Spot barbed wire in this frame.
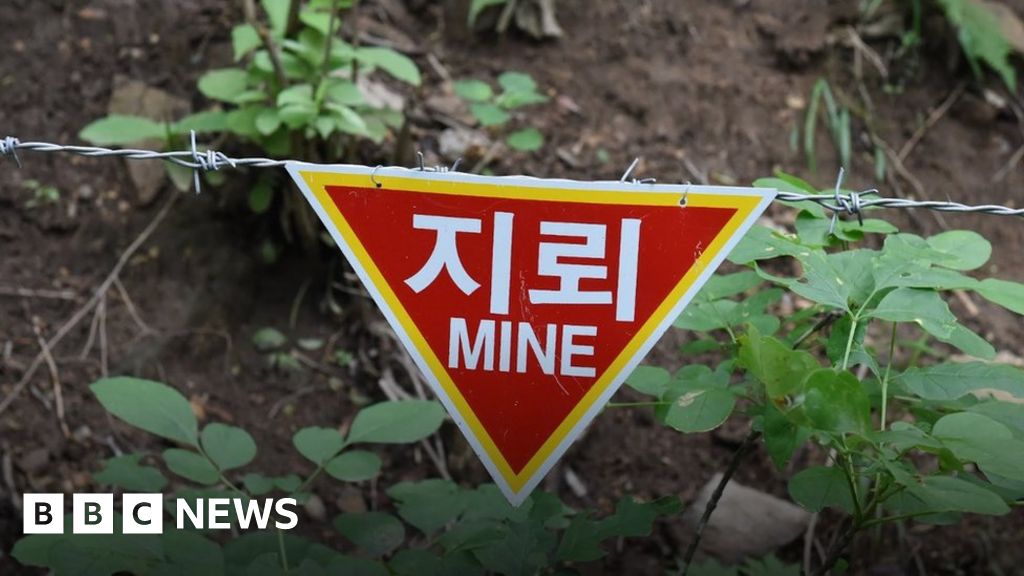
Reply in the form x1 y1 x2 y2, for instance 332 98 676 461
2 134 1023 220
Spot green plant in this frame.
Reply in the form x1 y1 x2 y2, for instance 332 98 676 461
625 171 1024 574
78 0 420 229
21 178 60 209
13 376 680 575
454 72 548 152
800 79 851 173
934 0 1016 89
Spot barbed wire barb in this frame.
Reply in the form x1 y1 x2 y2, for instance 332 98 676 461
1 135 1023 218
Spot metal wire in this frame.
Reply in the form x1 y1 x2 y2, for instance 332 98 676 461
2 134 1023 219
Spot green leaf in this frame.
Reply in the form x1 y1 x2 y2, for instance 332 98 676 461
252 327 287 351
249 181 274 214
198 68 250 103
738 328 820 398
387 479 466 535
232 24 261 60
453 79 494 102
94 454 167 492
171 110 228 135
763 402 809 468
625 365 671 397
927 230 992 270
727 225 809 264
356 47 421 86
893 475 1009 516
506 128 543 152
498 71 538 93
243 473 275 495
161 530 225 575
936 0 1016 89
255 108 281 136
790 250 852 311
945 324 995 359
799 369 870 433
324 450 382 482
325 556 389 576
293 427 345 465
468 0 508 25
788 466 855 513
323 79 364 106
968 401 1024 437
976 278 1024 315
895 362 1024 401
261 0 291 36
163 448 220 485
91 377 198 446
701 271 763 300
556 515 605 562
334 512 405 556
472 520 550 576
867 288 958 339
933 412 1024 480
79 115 165 145
201 423 257 471
596 496 670 538
347 400 445 444
662 387 735 433
469 102 509 127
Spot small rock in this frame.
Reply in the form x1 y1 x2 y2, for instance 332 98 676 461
438 127 491 161
425 92 474 125
336 485 367 514
682 473 810 563
107 78 190 204
564 467 588 498
303 493 326 522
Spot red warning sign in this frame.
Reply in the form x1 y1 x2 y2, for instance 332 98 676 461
287 164 775 504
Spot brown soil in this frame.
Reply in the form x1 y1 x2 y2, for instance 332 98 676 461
2 0 1024 574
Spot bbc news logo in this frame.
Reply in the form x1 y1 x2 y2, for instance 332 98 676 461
23 493 298 534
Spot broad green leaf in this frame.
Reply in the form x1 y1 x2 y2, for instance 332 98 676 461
161 530 224 575
293 427 345 465
469 102 509 127
94 454 167 492
790 250 851 311
346 400 445 444
596 496 671 538
625 365 671 397
198 68 250 102
252 327 286 351
498 71 538 93
356 47 421 85
243 473 275 495
763 403 809 468
892 475 1009 516
506 128 543 152
701 271 763 300
79 115 165 145
324 450 382 482
323 79 364 106
232 24 261 60
468 0 507 25
201 423 257 471
325 103 368 135
927 230 991 270
496 89 548 109
334 512 405 557
727 225 810 264
800 369 870 433
869 421 944 451
387 479 466 535
788 466 855 513
976 278 1024 315
933 412 1024 480
255 108 281 136
895 362 1024 401
867 288 958 339
453 79 494 102
662 387 735 433
472 520 550 576
738 328 820 398
163 449 219 485
261 0 291 36
556 515 605 562
944 324 995 359
390 550 444 576
936 0 1016 89
277 83 315 107
91 377 198 446
968 401 1024 437
172 110 228 135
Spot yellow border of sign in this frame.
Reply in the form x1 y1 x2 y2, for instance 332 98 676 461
286 163 775 505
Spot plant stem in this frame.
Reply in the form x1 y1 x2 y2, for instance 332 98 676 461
243 0 289 88
680 430 762 576
880 322 897 431
840 313 858 371
810 518 858 576
277 528 290 572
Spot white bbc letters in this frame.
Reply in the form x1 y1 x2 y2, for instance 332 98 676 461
122 493 163 534
73 493 114 534
23 493 63 534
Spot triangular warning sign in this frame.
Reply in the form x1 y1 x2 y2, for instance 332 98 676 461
287 163 775 504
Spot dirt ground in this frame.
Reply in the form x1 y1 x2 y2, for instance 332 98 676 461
2 0 1024 574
